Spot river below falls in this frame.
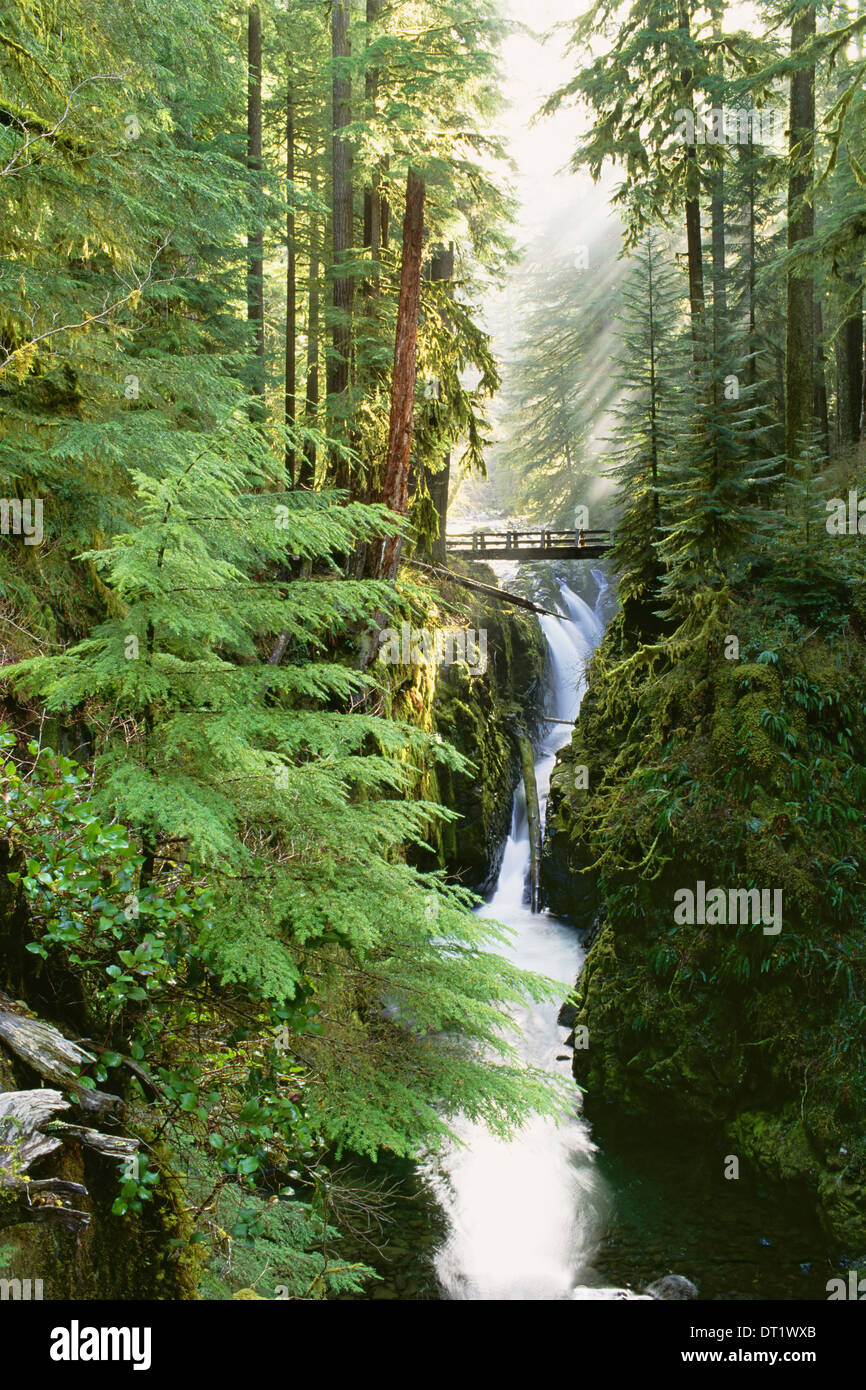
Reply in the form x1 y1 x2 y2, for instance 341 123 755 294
341 568 844 1302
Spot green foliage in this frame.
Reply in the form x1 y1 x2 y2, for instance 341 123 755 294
604 229 684 626
1 715 562 1287
1 730 212 1019
547 554 866 1237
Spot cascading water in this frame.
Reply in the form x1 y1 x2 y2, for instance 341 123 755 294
424 569 628 1301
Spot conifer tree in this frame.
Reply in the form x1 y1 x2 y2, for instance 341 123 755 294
605 230 685 636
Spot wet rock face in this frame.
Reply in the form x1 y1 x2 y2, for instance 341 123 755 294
431 583 546 894
541 757 600 927
557 1000 578 1029
540 598 866 1254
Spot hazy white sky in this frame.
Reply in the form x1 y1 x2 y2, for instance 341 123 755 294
456 1 623 517
493 0 772 239
496 0 613 241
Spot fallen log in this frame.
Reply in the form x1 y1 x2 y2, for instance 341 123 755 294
406 559 559 617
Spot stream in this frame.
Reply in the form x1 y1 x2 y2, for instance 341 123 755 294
424 573 615 1300
345 566 841 1303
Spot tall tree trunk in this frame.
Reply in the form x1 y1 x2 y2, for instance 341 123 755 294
363 0 385 269
710 166 726 358
299 161 320 490
710 19 727 368
247 3 265 417
377 169 426 579
351 0 387 576
837 286 863 447
647 234 660 538
285 80 297 481
684 183 705 355
814 298 830 459
329 0 353 485
678 2 705 360
425 242 454 566
739 143 758 389
785 3 816 471
711 157 722 489
381 170 390 249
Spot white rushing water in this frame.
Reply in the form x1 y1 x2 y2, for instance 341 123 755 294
426 570 631 1301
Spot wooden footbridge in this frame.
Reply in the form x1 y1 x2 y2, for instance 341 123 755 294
446 528 613 561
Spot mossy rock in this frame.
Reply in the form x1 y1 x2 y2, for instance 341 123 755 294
544 591 866 1250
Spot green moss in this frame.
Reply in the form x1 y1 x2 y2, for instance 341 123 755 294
545 591 866 1250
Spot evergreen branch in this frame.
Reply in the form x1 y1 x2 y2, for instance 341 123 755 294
0 74 123 179
0 236 174 374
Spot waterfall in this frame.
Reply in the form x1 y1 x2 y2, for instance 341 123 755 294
423 568 638 1300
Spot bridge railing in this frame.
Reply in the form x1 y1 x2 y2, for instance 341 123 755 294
446 528 613 551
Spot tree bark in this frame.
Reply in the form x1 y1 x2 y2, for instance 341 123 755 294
363 0 385 268
738 143 758 389
377 169 426 579
408 560 558 616
647 233 660 539
814 298 830 459
299 159 320 489
247 4 266 416
785 3 816 471
710 22 727 369
0 997 140 1235
0 1088 89 1232
836 286 863 446
425 243 454 566
329 0 354 482
285 79 297 481
678 2 705 360
0 992 119 1117
710 166 726 358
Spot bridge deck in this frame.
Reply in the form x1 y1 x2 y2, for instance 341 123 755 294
446 528 613 561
